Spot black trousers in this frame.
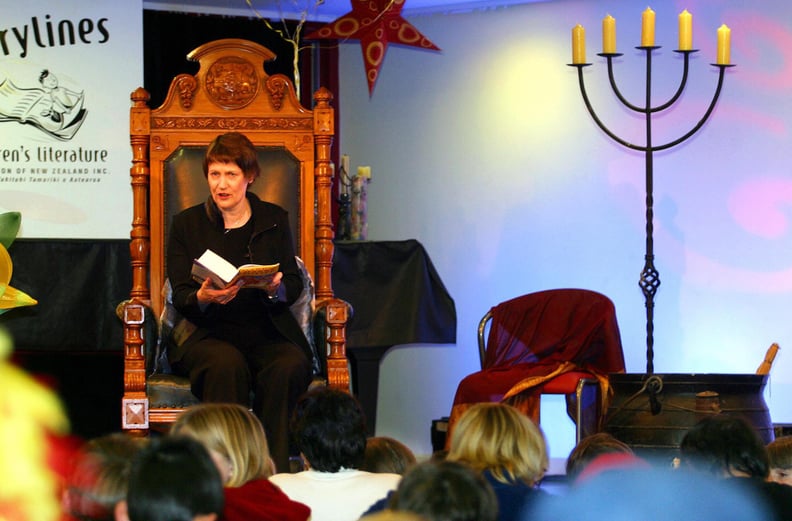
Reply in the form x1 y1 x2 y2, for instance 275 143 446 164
174 336 312 473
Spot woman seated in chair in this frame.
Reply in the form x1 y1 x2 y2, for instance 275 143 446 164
166 131 313 473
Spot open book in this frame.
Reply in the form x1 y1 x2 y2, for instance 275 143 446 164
191 249 279 289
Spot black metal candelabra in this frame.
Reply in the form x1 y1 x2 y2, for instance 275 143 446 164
337 192 351 240
336 162 353 240
569 47 734 375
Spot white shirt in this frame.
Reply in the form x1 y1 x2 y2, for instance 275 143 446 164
269 468 401 521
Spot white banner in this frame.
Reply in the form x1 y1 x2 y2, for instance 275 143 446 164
0 1 142 238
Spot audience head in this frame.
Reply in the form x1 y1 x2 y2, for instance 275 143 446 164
565 432 636 482
766 435 792 486
290 387 368 472
447 402 547 485
679 414 769 479
430 449 448 461
62 433 146 521
528 465 770 521
362 436 417 475
388 459 498 521
118 435 224 521
571 451 651 484
361 512 429 521
170 402 274 486
203 132 260 182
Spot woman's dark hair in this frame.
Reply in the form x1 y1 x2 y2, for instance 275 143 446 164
679 415 769 478
203 132 260 181
126 435 224 521
290 388 368 472
388 460 498 521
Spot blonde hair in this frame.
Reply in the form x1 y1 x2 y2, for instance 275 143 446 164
170 403 273 487
447 402 548 485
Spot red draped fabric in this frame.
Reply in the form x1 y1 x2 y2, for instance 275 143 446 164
447 289 625 447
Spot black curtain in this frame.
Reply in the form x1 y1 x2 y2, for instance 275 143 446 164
1 240 131 351
143 10 338 110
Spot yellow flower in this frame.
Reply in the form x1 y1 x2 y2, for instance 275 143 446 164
0 212 37 313
0 328 69 521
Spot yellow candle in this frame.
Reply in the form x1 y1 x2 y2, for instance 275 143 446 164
602 15 616 54
341 154 350 173
717 24 731 64
641 7 655 47
572 24 586 64
678 9 692 50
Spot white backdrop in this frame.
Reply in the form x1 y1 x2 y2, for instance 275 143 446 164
0 1 142 239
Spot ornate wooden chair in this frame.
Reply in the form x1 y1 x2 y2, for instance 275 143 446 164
120 38 349 432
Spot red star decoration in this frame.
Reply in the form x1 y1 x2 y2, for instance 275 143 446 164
306 0 440 95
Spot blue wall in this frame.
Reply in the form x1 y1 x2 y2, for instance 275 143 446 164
339 0 792 460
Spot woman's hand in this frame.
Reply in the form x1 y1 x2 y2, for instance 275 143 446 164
196 277 241 305
264 272 283 300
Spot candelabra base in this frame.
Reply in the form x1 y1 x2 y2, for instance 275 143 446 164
336 193 351 241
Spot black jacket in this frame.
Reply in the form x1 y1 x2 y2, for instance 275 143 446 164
166 192 311 363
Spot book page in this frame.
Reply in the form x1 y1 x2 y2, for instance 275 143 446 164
191 249 238 287
228 263 280 289
237 263 279 276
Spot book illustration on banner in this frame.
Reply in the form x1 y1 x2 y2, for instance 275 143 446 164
0 69 87 140
191 249 280 289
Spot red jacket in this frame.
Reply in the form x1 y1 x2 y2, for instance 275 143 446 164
223 479 310 521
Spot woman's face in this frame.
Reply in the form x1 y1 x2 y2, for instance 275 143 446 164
770 467 792 487
207 160 251 212
208 448 233 485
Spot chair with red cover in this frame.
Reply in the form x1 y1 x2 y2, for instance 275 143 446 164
447 289 625 446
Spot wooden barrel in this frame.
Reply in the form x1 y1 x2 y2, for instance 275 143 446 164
603 373 774 465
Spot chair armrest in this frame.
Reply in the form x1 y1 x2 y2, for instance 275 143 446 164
117 299 160 376
312 298 353 377
315 297 353 391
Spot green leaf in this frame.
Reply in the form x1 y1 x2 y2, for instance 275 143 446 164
0 212 21 249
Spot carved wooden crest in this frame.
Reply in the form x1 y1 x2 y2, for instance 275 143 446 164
204 56 258 109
